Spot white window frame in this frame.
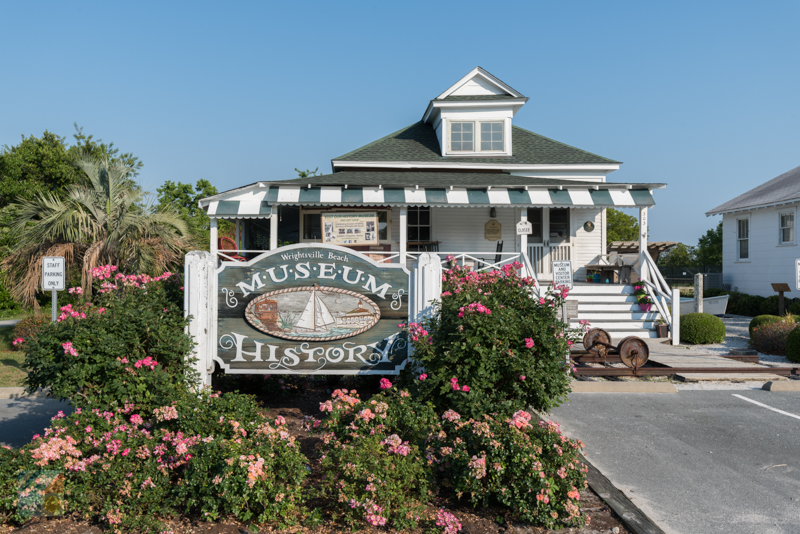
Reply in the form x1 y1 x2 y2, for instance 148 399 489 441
736 215 750 262
778 208 795 246
448 120 507 154
298 208 392 245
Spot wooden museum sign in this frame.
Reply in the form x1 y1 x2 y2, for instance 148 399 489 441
217 244 410 375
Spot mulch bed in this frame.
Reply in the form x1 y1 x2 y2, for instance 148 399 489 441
0 376 629 534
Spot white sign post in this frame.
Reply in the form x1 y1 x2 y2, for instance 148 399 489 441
552 260 573 289
795 259 800 291
516 220 532 235
42 256 65 322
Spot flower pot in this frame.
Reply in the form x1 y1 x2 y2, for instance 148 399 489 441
640 303 652 312
656 324 669 338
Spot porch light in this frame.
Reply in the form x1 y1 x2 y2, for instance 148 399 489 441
490 207 497 218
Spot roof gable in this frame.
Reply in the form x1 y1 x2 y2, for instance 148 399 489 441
436 67 524 100
333 122 620 166
707 165 800 215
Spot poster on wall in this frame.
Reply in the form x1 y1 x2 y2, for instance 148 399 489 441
216 244 410 375
322 212 378 245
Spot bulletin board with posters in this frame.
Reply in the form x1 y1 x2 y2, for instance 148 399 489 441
322 212 378 246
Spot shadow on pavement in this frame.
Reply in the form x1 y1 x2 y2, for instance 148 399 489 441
0 397 73 448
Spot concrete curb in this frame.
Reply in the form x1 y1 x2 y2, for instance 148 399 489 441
581 453 666 534
571 381 678 393
762 380 800 392
0 387 50 399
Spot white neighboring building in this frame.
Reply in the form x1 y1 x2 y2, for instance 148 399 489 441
707 165 800 297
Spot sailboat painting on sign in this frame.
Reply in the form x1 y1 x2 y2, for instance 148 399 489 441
244 284 381 342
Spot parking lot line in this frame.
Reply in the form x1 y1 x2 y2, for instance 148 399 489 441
732 394 800 421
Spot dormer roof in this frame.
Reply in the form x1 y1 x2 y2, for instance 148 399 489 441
422 67 529 123
332 122 620 167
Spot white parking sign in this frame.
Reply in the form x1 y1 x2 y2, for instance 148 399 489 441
42 257 65 291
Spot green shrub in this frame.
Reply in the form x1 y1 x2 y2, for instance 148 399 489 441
760 295 781 316
749 315 782 337
10 315 50 350
0 282 20 318
315 388 437 529
432 414 588 529
402 261 580 419
680 313 726 344
788 299 800 316
786 327 800 363
703 288 729 298
751 322 796 355
22 268 197 410
0 390 307 532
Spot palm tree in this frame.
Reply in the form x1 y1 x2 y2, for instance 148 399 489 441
1 156 189 307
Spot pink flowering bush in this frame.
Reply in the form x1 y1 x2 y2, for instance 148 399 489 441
314 388 438 530
0 390 307 532
402 262 582 419
21 267 196 411
429 411 589 529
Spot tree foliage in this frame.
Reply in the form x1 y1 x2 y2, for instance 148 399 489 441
658 242 696 266
1 156 189 306
156 179 219 247
605 208 639 248
695 220 722 266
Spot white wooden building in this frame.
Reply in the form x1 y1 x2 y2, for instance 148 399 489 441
200 68 675 338
707 164 800 297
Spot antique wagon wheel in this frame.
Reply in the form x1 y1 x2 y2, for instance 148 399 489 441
583 328 612 357
618 336 649 369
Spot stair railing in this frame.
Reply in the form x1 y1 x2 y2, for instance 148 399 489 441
521 251 541 298
640 253 677 333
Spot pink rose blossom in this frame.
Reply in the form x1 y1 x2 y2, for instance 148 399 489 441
379 378 392 389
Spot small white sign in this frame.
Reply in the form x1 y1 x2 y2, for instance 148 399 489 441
42 256 65 291
516 221 533 235
552 260 573 289
796 259 800 291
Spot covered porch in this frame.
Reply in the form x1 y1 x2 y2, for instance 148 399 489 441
202 183 657 285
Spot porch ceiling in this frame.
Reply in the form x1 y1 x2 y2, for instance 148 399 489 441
205 185 655 219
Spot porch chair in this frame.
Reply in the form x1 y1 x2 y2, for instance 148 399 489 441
217 236 246 261
481 241 503 268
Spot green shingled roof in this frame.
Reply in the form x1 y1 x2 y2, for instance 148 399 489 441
333 122 620 165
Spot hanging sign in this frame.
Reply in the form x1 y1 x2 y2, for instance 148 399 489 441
216 244 409 375
485 220 502 241
552 260 573 289
322 212 378 245
516 221 532 235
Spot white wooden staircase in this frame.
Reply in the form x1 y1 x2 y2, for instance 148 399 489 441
568 284 662 339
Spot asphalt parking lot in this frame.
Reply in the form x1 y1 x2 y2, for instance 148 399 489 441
549 389 800 534
0 398 73 448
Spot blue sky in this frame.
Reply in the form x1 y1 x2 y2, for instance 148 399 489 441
2 1 798 245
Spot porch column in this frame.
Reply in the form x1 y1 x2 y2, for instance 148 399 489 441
269 212 278 251
210 218 218 257
639 207 648 282
399 207 407 264
519 209 528 276
235 220 240 249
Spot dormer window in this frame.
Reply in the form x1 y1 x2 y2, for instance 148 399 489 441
449 120 505 153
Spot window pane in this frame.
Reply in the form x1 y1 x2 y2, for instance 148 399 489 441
462 123 473 133
783 228 793 243
408 208 418 225
481 132 491 141
408 227 418 241
419 227 431 241
462 140 473 151
452 123 463 133
303 214 321 240
378 211 388 241
739 239 749 259
419 208 430 225
481 141 491 151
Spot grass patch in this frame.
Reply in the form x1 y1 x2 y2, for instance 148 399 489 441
0 325 15 351
0 350 27 387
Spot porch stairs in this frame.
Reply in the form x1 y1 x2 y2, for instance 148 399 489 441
568 284 662 339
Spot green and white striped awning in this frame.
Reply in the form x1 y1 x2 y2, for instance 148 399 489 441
206 186 655 218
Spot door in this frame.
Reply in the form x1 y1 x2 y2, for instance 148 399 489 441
527 208 572 281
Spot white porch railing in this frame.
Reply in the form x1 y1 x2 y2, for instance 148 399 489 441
639 253 681 345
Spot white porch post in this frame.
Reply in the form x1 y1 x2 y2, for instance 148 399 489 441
184 251 216 388
671 287 681 346
234 220 240 249
639 207 648 282
210 218 218 257
519 209 528 276
269 212 278 250
399 207 407 265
